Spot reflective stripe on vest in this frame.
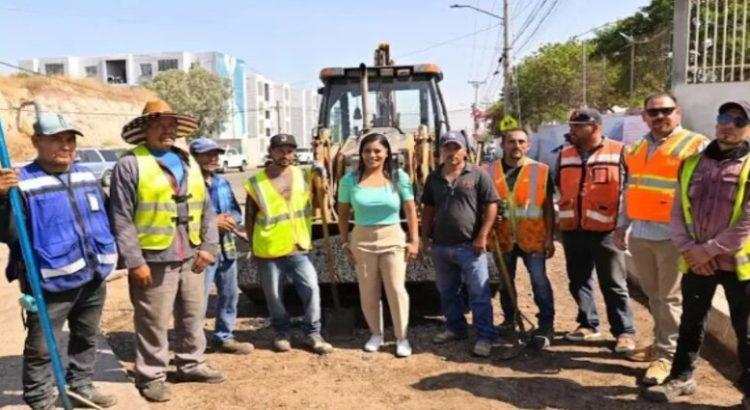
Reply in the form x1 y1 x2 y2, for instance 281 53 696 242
624 130 707 223
558 139 623 232
244 166 312 258
678 153 750 280
490 157 548 253
132 145 205 250
18 163 118 292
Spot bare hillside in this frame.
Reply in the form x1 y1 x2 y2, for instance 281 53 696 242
0 74 156 161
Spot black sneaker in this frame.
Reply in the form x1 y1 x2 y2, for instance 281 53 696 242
138 380 171 403
528 328 554 350
70 384 117 408
643 377 697 402
497 320 517 338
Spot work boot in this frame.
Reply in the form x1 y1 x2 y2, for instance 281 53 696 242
213 338 255 355
625 344 655 362
497 320 517 338
176 364 226 384
432 329 468 345
138 380 171 403
643 377 697 402
70 384 117 408
564 326 601 342
364 334 384 352
273 333 292 352
614 334 636 353
304 335 334 355
473 339 493 357
29 395 57 410
642 358 672 386
528 327 554 350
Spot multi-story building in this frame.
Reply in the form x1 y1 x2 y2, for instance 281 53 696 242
19 51 256 158
246 73 319 152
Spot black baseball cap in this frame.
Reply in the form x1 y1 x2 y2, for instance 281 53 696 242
719 100 750 119
568 108 603 125
269 133 297 148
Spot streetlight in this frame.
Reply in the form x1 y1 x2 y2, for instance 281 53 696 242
450 3 513 116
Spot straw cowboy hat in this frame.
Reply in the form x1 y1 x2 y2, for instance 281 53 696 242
121 99 199 144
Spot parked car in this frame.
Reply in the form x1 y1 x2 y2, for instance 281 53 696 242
295 147 314 164
76 147 126 187
218 147 248 173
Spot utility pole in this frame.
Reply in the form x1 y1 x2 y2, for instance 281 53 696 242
468 80 486 138
582 40 588 107
502 0 512 116
275 100 282 133
629 42 635 101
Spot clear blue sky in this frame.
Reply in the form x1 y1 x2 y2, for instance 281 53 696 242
0 0 651 131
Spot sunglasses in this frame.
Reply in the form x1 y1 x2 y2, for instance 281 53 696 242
717 113 750 128
645 107 676 117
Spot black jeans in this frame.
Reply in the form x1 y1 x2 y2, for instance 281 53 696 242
671 271 750 394
22 278 106 406
561 230 635 336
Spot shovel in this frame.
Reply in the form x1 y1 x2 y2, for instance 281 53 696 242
491 229 534 361
314 175 356 339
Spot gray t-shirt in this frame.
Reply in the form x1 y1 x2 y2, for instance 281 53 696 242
421 163 499 245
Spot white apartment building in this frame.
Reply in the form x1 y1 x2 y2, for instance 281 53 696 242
19 51 252 154
246 73 319 153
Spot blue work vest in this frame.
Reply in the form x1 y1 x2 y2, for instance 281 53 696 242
12 162 118 292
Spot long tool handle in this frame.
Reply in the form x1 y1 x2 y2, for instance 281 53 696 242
491 229 526 334
0 121 72 409
315 174 342 310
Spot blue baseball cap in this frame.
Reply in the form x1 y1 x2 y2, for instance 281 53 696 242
189 137 226 154
33 112 83 137
439 130 467 149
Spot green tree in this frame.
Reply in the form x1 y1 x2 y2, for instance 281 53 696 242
144 67 232 137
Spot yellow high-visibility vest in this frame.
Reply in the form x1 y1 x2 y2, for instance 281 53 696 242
678 153 750 280
133 145 205 250
244 166 312 258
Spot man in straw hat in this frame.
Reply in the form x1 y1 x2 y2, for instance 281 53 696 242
110 100 223 403
0 109 118 409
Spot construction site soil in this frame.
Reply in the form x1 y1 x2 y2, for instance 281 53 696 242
100 242 743 409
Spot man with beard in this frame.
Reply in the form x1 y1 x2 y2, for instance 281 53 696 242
110 100 224 403
489 129 556 349
422 131 499 357
557 108 636 354
244 133 333 355
614 93 708 385
645 101 750 407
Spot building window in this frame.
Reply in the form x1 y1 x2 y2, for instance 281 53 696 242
157 59 179 72
265 127 271 137
264 83 270 102
45 63 64 75
265 110 270 119
84 66 97 77
190 61 200 70
140 63 153 78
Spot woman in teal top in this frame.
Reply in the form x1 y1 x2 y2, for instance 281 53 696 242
338 133 419 358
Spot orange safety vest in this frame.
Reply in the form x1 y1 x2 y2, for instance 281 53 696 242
624 129 707 223
558 138 623 232
490 157 549 253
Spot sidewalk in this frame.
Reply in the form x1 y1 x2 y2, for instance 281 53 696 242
0 246 147 409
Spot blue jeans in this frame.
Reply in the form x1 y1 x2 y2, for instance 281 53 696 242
431 243 496 341
256 253 322 337
204 255 239 343
499 245 554 330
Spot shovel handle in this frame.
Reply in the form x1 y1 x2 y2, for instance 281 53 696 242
314 174 343 310
491 229 525 334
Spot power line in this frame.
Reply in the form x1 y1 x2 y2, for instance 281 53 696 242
397 23 501 58
514 0 561 55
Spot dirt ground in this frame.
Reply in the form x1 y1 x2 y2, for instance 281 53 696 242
100 243 744 409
